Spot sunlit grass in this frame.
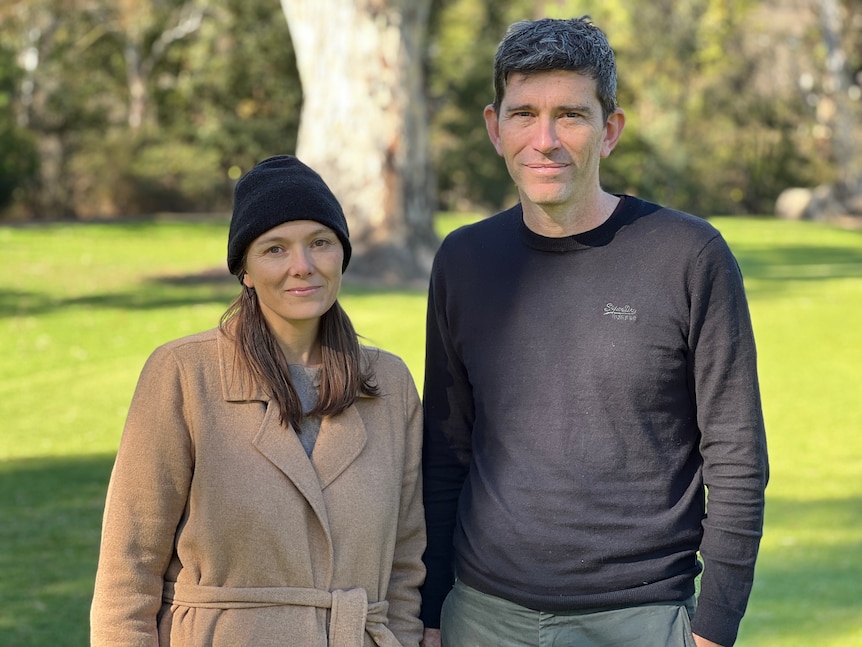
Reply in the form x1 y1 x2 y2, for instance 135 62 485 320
1 214 860 645
709 217 862 645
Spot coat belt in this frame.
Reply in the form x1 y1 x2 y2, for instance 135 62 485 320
163 581 400 647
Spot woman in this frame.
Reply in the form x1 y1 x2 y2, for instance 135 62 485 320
91 156 426 646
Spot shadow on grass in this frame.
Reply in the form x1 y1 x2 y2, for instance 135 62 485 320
0 454 114 646
1 269 424 319
735 244 862 280
1 269 240 319
1 455 860 646
733 241 862 302
739 495 862 644
6 229 858 319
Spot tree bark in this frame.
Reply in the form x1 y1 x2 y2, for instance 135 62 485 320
819 0 860 199
118 2 205 130
280 0 438 284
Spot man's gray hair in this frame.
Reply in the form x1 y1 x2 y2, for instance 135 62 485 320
492 17 618 121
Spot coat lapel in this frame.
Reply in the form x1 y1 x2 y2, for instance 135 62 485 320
251 404 330 528
217 328 333 540
311 404 368 489
216 326 371 523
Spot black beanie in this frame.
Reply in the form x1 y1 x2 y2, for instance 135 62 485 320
227 155 351 276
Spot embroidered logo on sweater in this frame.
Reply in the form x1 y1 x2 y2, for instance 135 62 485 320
603 303 638 322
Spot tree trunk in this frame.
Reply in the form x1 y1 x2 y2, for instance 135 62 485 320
280 0 438 285
125 43 148 130
819 0 860 199
119 3 205 131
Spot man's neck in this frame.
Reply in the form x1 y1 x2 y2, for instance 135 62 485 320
521 191 620 238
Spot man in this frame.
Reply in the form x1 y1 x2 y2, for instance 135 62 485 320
419 17 768 647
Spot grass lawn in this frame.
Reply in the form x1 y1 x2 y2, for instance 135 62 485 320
1 213 860 645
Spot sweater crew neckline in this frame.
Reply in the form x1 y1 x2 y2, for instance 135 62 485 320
516 195 629 252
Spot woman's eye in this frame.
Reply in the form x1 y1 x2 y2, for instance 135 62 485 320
266 245 283 254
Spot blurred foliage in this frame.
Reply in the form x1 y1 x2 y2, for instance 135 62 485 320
0 0 300 219
425 0 517 212
67 131 227 216
426 0 860 216
0 44 38 211
0 0 859 219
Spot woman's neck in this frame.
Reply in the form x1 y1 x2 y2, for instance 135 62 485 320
268 320 322 366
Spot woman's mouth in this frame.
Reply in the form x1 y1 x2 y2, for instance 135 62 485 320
286 286 320 296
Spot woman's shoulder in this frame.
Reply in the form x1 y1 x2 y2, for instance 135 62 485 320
153 327 217 352
145 328 221 368
360 345 408 372
360 346 416 390
130 329 225 399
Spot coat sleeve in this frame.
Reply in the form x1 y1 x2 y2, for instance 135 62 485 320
91 345 194 646
687 235 769 646
384 365 427 646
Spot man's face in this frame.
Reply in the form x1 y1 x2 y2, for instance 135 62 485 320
484 70 623 213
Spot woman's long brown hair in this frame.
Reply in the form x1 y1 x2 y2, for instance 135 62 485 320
219 284 379 432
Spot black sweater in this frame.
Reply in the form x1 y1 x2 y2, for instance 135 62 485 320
419 197 768 646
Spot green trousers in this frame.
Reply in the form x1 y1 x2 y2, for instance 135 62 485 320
440 579 697 647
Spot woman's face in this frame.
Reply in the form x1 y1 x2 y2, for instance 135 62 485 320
242 220 344 341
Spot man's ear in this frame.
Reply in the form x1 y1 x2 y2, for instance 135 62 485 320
601 108 625 158
484 104 504 156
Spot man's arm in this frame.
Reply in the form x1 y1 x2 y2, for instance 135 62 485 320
688 235 769 646
419 253 474 629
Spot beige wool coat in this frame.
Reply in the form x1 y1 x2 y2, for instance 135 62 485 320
91 327 426 647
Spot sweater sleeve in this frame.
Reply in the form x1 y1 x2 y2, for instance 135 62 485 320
384 365 427 646
687 236 769 646
91 346 194 646
419 250 472 628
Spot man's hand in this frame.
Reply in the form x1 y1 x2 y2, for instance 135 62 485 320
420 628 441 647
693 634 725 647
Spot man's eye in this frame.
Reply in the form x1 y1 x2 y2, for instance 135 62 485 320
312 238 333 247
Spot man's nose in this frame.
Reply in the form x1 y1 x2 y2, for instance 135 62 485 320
533 116 560 152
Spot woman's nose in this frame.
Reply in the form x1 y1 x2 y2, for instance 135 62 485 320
289 248 314 276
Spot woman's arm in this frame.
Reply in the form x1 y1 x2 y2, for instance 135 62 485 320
91 346 194 646
383 369 427 646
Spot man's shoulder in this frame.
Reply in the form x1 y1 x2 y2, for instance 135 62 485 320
435 205 520 268
442 205 519 243
623 196 722 245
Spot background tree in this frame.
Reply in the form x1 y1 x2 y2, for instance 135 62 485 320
1 0 83 217
0 40 38 211
426 0 860 218
815 0 862 207
1 0 859 238
80 0 207 130
426 0 524 213
280 0 439 282
0 0 302 219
